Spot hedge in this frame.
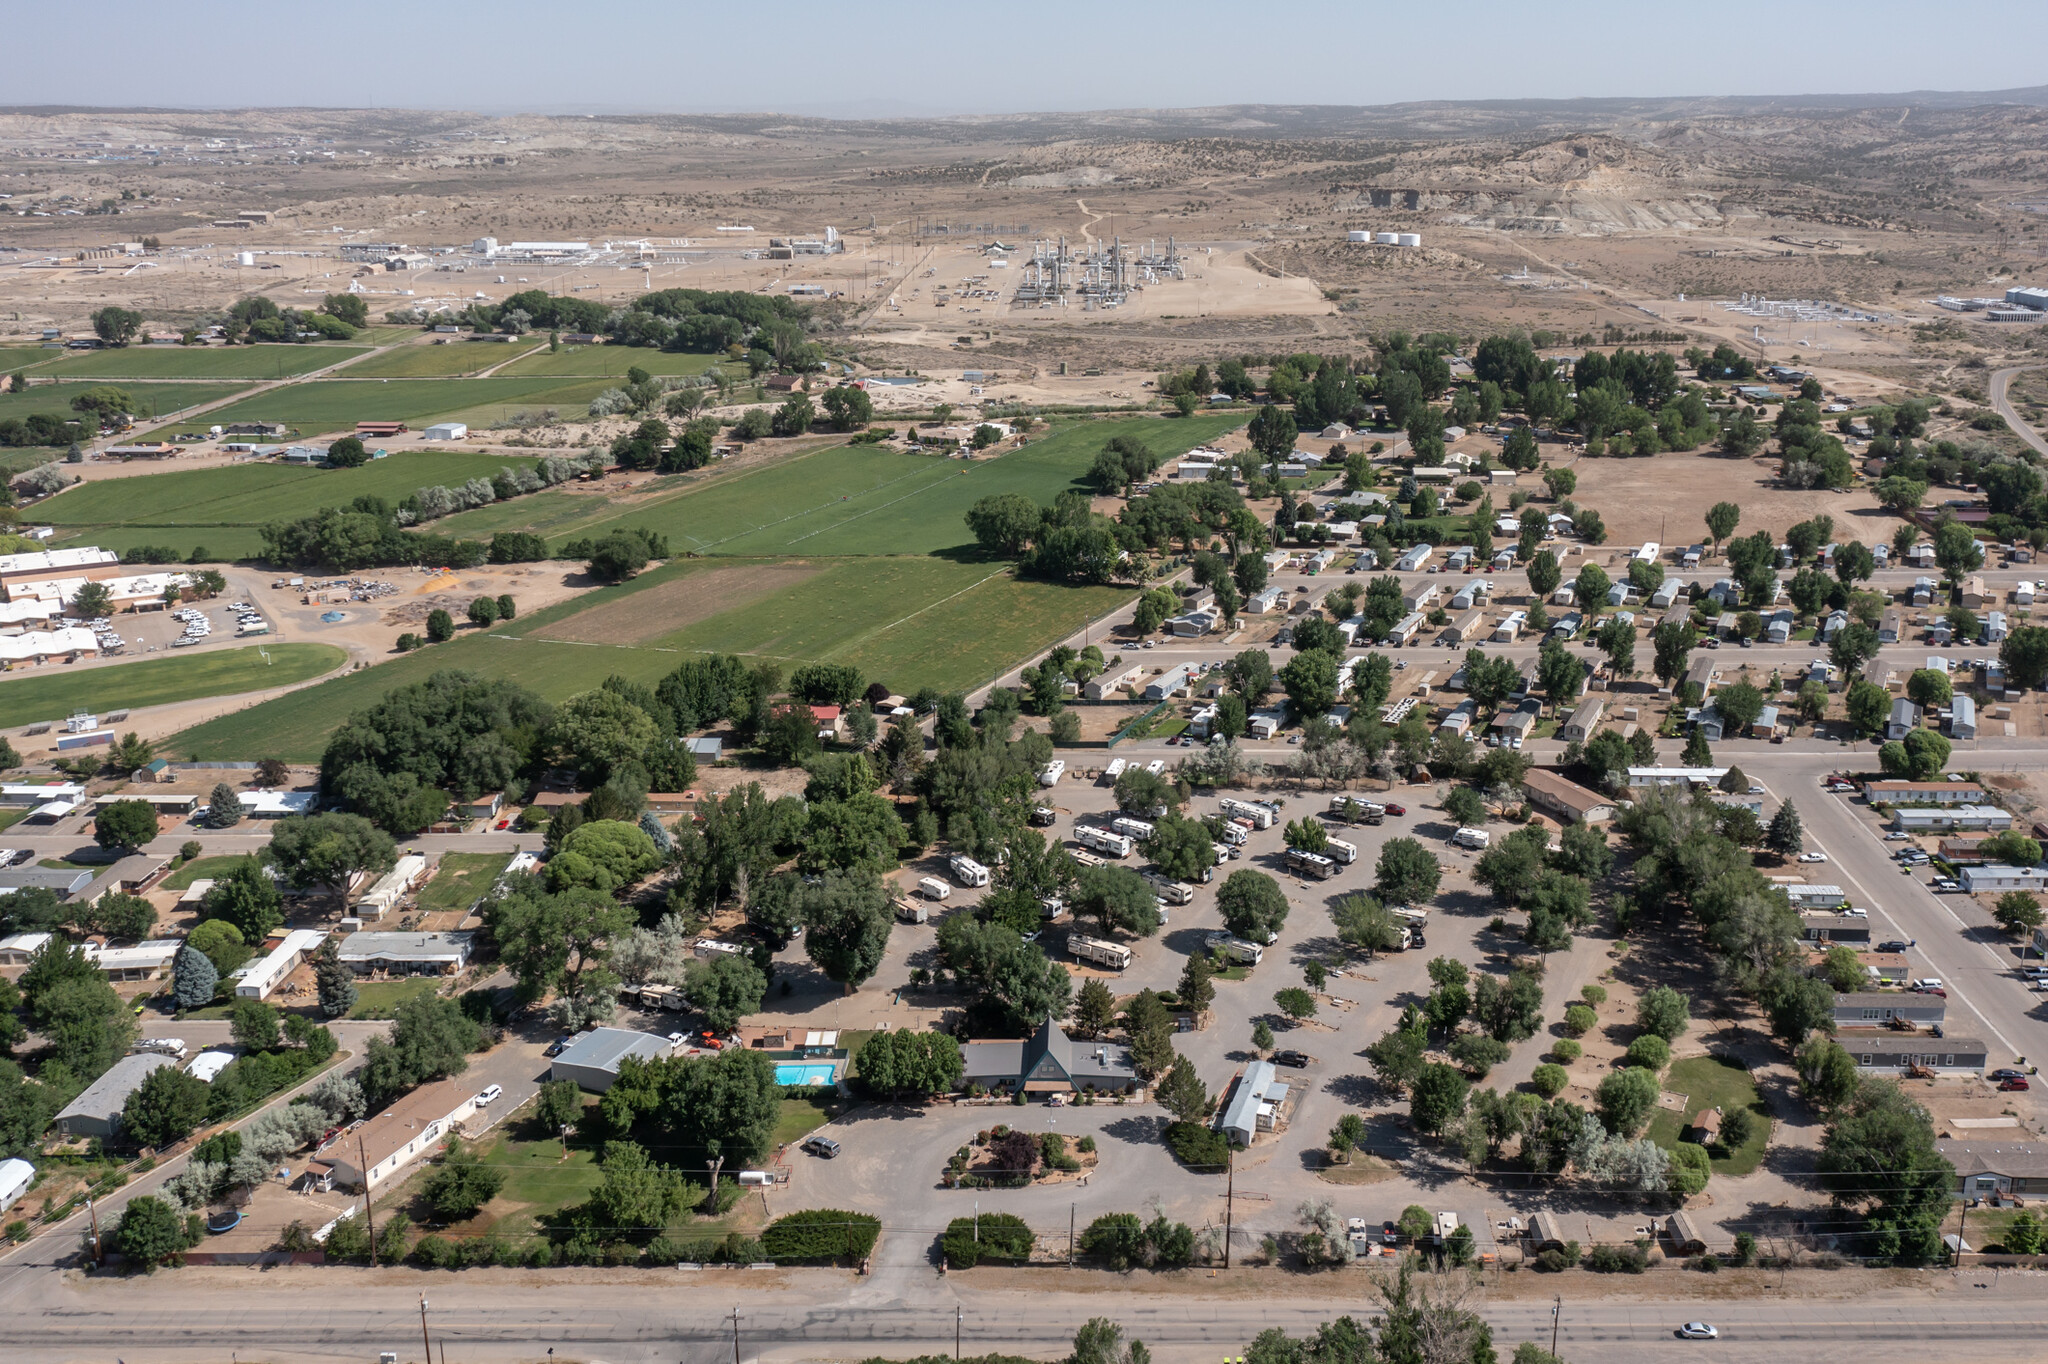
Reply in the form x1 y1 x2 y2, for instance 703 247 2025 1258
941 1212 1033 1268
761 1208 880 1264
1163 1121 1233 1170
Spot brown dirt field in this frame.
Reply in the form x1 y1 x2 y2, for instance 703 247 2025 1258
533 561 822 645
1568 449 1906 551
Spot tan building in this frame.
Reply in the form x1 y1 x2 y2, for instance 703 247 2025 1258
1521 768 1615 824
314 1077 478 1192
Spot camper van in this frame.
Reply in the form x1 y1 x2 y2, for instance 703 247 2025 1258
1076 826 1134 858
1217 821 1249 847
917 876 952 902
1452 828 1491 851
949 854 991 887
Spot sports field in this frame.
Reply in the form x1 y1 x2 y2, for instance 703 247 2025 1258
336 339 546 378
19 345 369 380
0 643 346 730
496 346 721 379
0 381 254 427
189 376 612 433
431 413 1245 556
170 557 1126 760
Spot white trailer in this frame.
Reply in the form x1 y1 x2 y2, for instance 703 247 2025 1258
1075 826 1134 858
1070 934 1133 970
1070 847 1107 869
1452 828 1491 850
1111 816 1155 842
918 876 952 901
1144 873 1195 905
1038 760 1065 788
1328 795 1384 824
895 898 929 924
1323 837 1359 865
1204 931 1264 965
1220 798 1275 830
1217 821 1249 847
949 854 991 887
1145 760 1167 776
1102 758 1127 785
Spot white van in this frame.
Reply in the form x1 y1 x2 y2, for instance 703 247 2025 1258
134 1038 188 1059
918 876 952 902
1452 827 1491 850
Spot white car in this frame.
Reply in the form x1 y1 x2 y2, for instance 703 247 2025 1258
1747 783 1764 795
1797 852 1827 863
1884 831 1911 841
1677 1323 1720 1341
475 1084 504 1106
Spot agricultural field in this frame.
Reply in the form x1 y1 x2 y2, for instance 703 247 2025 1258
180 376 612 434
34 451 547 560
0 643 345 729
171 556 1127 759
12 344 369 380
335 338 545 378
496 345 721 379
0 380 253 427
433 413 1245 556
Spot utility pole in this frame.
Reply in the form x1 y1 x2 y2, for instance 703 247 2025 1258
1550 1296 1560 1358
731 1306 741 1364
1222 1156 1235 1269
359 1132 378 1266
955 1306 962 1361
1068 1204 1076 1268
419 1296 431 1364
86 1196 102 1266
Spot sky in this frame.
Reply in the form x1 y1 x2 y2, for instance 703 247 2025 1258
8 0 2048 118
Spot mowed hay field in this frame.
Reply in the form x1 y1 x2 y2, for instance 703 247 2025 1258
0 643 346 729
0 380 254 426
171 558 1126 760
335 339 546 378
496 346 721 378
188 376 611 434
432 413 1248 556
14 344 369 380
37 451 547 559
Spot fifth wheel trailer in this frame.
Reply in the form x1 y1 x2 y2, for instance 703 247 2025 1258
1069 935 1133 970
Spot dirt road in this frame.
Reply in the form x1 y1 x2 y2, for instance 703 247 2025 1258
1989 364 2048 458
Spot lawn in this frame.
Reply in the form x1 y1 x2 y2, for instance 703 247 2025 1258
0 380 254 427
336 339 545 378
1645 1054 1773 1176
497 346 721 379
0 644 345 729
346 978 440 1020
171 557 1132 759
22 345 369 380
181 376 612 434
0 808 27 834
432 413 1246 558
415 852 510 914
163 854 256 891
770 1095 837 1147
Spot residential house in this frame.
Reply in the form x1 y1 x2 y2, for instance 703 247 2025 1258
1839 1034 1987 1074
335 931 475 976
1963 576 1992 610
1785 884 1847 910
550 1028 678 1093
1951 695 1977 740
1892 805 2013 833
1521 769 1616 824
959 1018 1137 1095
53 1054 175 1140
1559 697 1605 744
1938 1142 2048 1199
316 1077 479 1192
85 940 180 982
1800 912 1873 945
1215 1060 1292 1147
0 931 53 965
1861 780 1987 805
1627 766 1726 788
1833 991 1945 1030
1960 865 2048 895
1886 699 1920 741
1879 609 1903 644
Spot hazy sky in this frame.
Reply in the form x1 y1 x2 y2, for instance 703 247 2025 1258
10 0 2048 117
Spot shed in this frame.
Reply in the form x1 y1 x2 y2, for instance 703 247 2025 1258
422 422 468 441
1664 1212 1706 1256
551 1027 676 1092
1524 1213 1565 1253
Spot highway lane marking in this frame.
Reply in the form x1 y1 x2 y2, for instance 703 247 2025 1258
1820 792 2019 1057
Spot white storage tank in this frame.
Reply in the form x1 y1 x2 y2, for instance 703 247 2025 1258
1396 234 1421 248
1376 232 1398 244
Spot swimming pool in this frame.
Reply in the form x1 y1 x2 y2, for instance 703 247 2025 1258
775 1062 838 1086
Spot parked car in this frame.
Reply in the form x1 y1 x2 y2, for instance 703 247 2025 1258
1797 852 1827 864
1877 940 1914 954
801 1135 842 1159
544 1035 571 1058
1883 830 1911 840
2000 1077 2031 1092
1272 1050 1311 1069
475 1084 503 1106
1385 803 1407 816
1990 1068 2030 1080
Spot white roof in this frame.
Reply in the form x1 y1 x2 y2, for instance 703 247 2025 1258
0 628 98 662
86 940 181 969
238 790 318 816
0 931 53 954
0 599 60 625
0 547 118 576
186 1050 236 1083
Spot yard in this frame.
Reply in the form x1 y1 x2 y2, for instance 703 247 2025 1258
497 346 722 379
414 853 511 915
0 644 345 729
346 977 441 1020
163 854 259 892
1644 1054 1774 1176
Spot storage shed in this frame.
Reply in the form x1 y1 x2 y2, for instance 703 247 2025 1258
551 1027 676 1093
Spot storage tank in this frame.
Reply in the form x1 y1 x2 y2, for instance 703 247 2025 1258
236 251 255 267
1396 233 1421 248
1376 232 1398 245
1347 230 1371 243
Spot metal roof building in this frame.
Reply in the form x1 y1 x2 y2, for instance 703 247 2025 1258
54 1053 175 1140
550 1027 676 1092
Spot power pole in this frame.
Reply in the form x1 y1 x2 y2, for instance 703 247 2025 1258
1550 1296 1560 1358
732 1306 741 1364
1068 1204 1076 1268
86 1196 102 1266
419 1295 431 1364
1222 1156 1235 1268
955 1306 962 1361
359 1132 378 1266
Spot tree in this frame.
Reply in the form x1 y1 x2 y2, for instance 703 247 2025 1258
358 993 482 1108
113 1195 197 1268
487 878 633 1005
1595 1067 1660 1137
2003 1211 2046 1256
93 799 157 853
1374 837 1441 905
1279 648 1340 720
1766 971 1836 1046
1704 501 1740 550
1146 813 1218 883
1906 668 1952 710
1636 985 1691 1041
423 1138 505 1219
683 953 767 1031
803 871 894 990
171 944 218 1010
185 919 249 979
1526 549 1561 600
771 393 815 437
1714 680 1766 733
206 782 243 829
266 812 396 909
965 493 1042 557
820 384 874 432
90 305 145 347
1572 562 1610 613
1247 404 1297 460
229 997 281 1052
1409 1063 1469 1135
1073 978 1117 1038
467 595 499 628
313 938 358 1018
2003 626 2048 690
199 860 284 943
121 1064 210 1149
547 819 662 894
1443 785 1486 829
855 1029 964 1099
326 435 368 468
1816 1078 1954 1262
1994 892 2045 935
1122 990 1177 1081
1155 1054 1212 1124
1797 1036 1861 1110
1766 802 1804 857
1274 987 1318 1022
1217 870 1289 943
71 580 113 620
1845 678 1891 735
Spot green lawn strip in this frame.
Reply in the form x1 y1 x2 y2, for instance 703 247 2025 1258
334 340 545 378
1644 1055 1772 1176
346 978 440 1020
0 644 346 730
770 1095 836 1148
26 345 369 380
188 377 611 433
0 381 254 427
35 452 545 528
0 809 26 833
497 346 720 379
415 852 510 914
163 854 256 891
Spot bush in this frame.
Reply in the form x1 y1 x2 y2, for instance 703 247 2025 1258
1584 1242 1648 1274
1163 1121 1232 1170
1530 1064 1568 1097
1563 1004 1596 1036
1624 1034 1671 1071
1580 984 1607 1005
760 1208 880 1264
1450 1032 1511 1078
1550 1039 1582 1063
1078 1212 1148 1269
942 1212 1033 1268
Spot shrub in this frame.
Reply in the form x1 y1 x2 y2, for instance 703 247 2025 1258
1530 1064 1568 1097
1584 1242 1648 1274
943 1212 1033 1268
1563 1004 1596 1036
1624 1034 1671 1071
1580 984 1607 1005
1163 1121 1232 1170
1078 1212 1148 1269
1450 1032 1511 1078
761 1209 880 1264
1691 1254 1721 1273
1551 1039 1582 1063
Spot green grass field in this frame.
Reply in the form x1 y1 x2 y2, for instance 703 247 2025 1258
415 852 510 914
1644 1055 1773 1176
20 345 368 380
336 339 545 378
0 381 254 427
163 855 256 892
0 643 345 729
346 978 440 1020
185 376 611 434
497 346 720 378
433 413 1246 556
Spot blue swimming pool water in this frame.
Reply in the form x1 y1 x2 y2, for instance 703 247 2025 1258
775 1062 837 1086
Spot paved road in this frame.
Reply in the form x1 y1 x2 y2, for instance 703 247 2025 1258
1989 365 2048 460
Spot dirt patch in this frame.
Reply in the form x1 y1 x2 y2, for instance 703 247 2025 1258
534 561 823 646
1569 448 1900 551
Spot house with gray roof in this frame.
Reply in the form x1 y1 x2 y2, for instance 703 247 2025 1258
54 1053 175 1140
1938 1141 2048 1198
959 1019 1136 1095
